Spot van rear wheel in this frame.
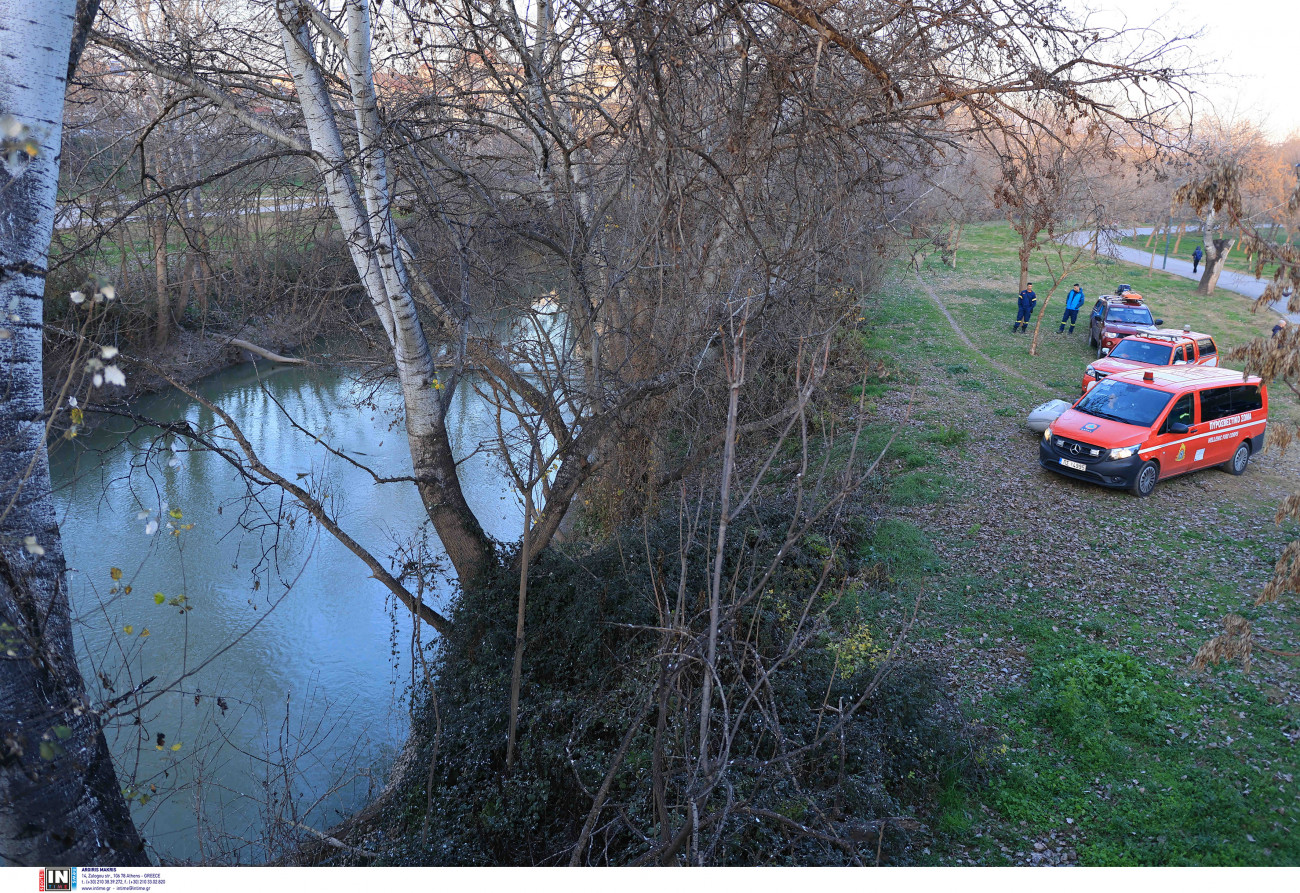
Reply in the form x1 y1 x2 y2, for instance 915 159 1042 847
1131 460 1159 497
1226 442 1251 475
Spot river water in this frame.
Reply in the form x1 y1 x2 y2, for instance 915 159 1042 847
51 361 522 863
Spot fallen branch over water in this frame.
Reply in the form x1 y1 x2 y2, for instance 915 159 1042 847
227 337 311 366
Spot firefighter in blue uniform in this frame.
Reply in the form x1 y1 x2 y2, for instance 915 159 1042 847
1058 283 1084 333
1013 282 1036 333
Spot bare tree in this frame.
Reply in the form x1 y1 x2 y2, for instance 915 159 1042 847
0 0 147 865
84 0 1191 606
984 117 1136 293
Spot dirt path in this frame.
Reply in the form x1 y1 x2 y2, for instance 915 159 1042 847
913 271 1051 395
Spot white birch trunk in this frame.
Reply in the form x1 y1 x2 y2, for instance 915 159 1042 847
277 4 493 584
0 0 147 865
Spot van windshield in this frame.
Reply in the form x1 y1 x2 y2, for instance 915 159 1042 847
1074 379 1173 427
1106 306 1155 325
1108 340 1173 364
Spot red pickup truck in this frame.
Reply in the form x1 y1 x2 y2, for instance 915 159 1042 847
1081 329 1219 393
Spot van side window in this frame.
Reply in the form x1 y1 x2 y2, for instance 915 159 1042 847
1197 338 1217 357
1174 345 1188 363
1199 387 1235 422
1161 394 1194 433
1230 385 1263 413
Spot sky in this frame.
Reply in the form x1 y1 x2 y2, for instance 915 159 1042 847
1086 0 1298 140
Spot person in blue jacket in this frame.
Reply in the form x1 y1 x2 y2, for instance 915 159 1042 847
1058 283 1085 333
1013 282 1036 333
1192 245 1203 273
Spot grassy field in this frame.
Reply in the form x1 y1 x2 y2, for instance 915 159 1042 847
847 222 1300 865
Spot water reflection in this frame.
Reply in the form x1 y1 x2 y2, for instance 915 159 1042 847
50 362 521 863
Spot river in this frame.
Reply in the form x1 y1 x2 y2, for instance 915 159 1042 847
51 360 522 863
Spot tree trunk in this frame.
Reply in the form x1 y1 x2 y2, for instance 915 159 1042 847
0 0 147 865
175 259 192 324
1017 243 1031 293
1197 237 1234 296
278 7 495 587
150 204 169 348
1147 220 1162 273
506 482 532 771
177 99 210 327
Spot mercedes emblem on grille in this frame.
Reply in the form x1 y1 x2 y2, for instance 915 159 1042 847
1069 443 1082 455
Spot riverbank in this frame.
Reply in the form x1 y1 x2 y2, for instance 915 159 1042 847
53 222 1300 865
42 305 340 407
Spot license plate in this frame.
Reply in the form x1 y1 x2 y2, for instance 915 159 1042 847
1059 458 1087 471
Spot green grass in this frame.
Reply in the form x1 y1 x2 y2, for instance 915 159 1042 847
924 425 970 447
857 518 943 578
915 222 1296 418
849 221 1300 866
986 645 1296 865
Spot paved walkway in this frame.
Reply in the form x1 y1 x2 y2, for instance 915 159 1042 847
1072 228 1297 324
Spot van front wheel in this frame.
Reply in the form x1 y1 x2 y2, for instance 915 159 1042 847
1226 442 1251 475
1131 460 1159 497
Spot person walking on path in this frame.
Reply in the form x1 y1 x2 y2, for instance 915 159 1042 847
1273 318 1288 337
1013 282 1037 333
1192 245 1203 273
1059 283 1085 333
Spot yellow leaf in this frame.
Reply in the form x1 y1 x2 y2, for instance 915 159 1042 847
123 625 133 635
168 509 183 519
139 628 150 637
123 585 132 595
170 742 182 752
110 567 123 581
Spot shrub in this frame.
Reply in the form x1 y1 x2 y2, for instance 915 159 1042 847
380 506 987 865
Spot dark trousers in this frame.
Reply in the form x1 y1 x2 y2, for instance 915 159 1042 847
1058 307 1079 332
1192 258 1200 273
1013 306 1033 332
